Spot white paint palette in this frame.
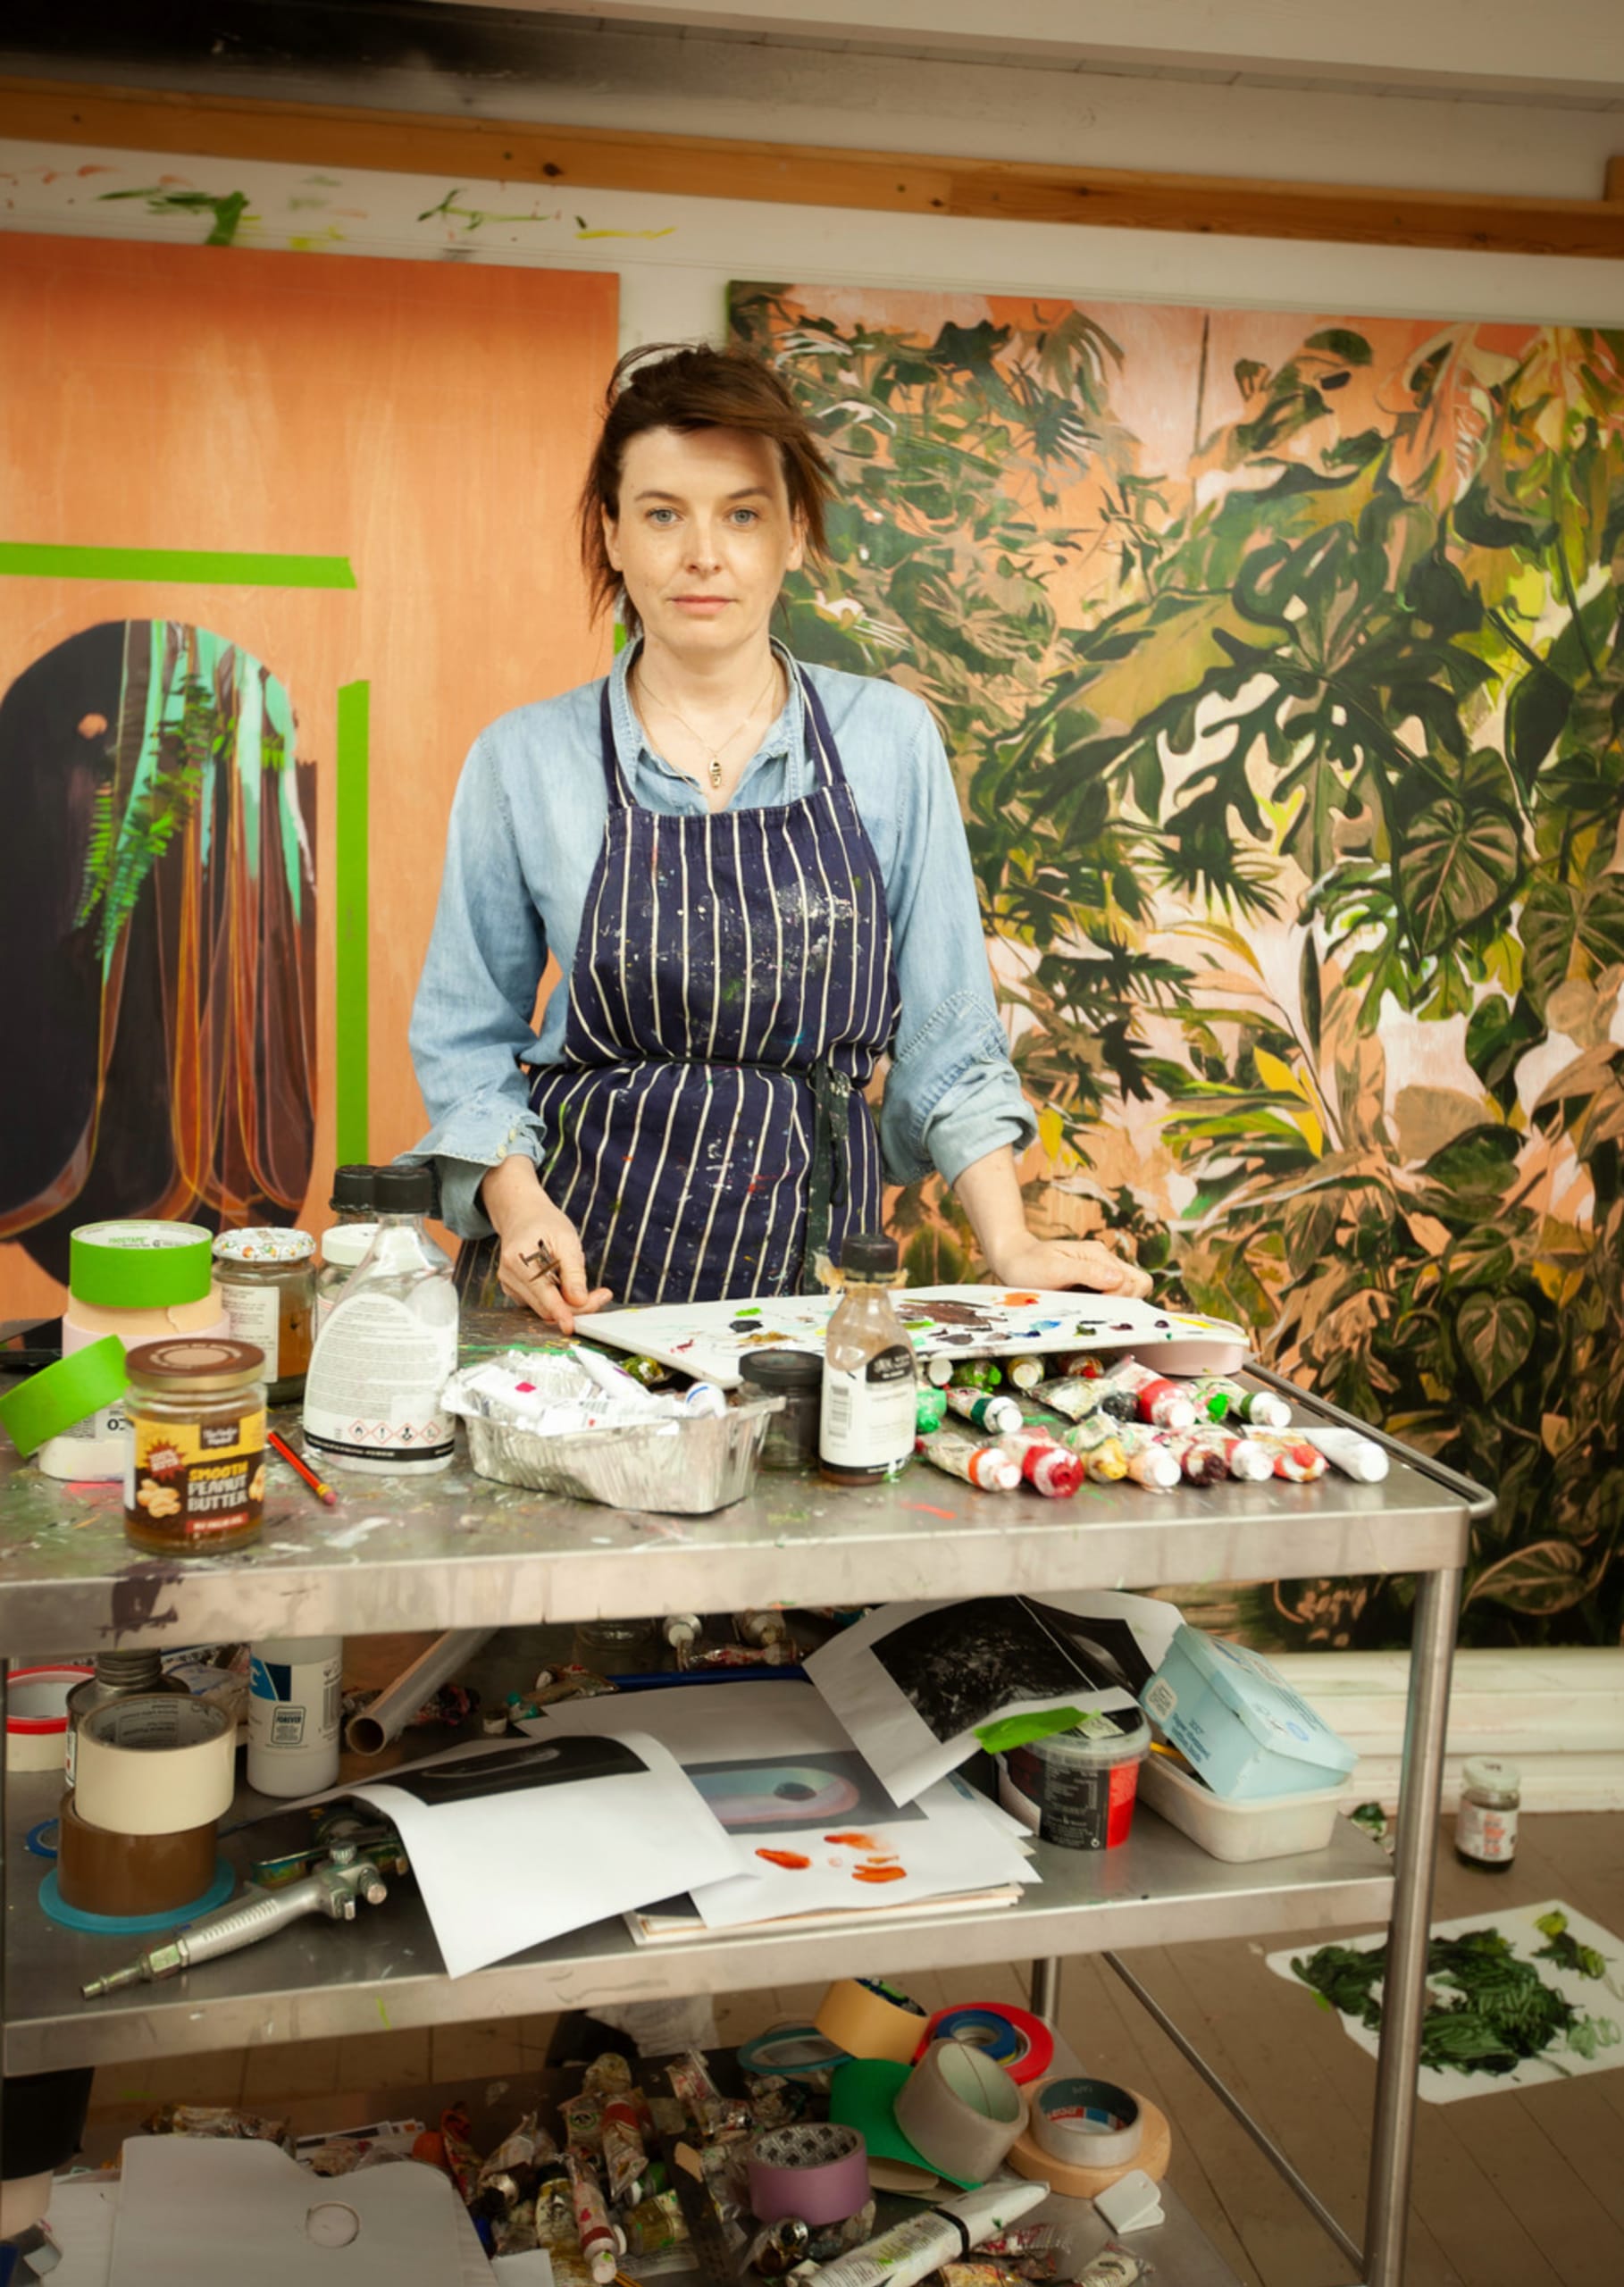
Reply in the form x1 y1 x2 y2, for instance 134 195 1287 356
577 1286 1248 1390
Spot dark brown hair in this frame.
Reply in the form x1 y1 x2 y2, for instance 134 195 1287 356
577 342 834 632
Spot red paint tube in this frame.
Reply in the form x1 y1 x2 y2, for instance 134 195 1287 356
565 2152 624 2284
1159 1428 1230 1485
998 1428 1084 1499
1252 1431 1328 1482
1101 1359 1196 1430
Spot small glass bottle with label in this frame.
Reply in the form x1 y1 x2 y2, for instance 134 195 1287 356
1455 1755 1520 1872
213 1228 315 1404
819 1230 917 1487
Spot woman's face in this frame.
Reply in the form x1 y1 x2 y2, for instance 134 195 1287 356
603 424 805 661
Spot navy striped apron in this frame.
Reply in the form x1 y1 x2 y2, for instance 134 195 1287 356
526 661 900 1304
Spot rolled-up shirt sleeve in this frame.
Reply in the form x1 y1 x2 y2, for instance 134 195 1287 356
405 735 551 1238
879 705 1037 1187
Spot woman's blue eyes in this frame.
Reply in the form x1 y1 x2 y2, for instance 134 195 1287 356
645 508 760 526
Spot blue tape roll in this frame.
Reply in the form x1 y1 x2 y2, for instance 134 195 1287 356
27 1816 60 1861
38 1858 235 1937
738 2023 850 2079
929 2006 1019 2062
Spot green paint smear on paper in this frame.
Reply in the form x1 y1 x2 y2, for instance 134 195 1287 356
975 1705 1085 1755
336 681 371 1166
0 543 356 589
418 187 673 239
98 185 251 246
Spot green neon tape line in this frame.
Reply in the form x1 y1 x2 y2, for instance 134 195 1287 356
975 1705 1085 1756
335 680 371 1167
0 543 356 589
0 1339 128 1457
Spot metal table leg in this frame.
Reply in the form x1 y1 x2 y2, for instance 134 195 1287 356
1361 1563 1462 2287
1030 1956 1061 2022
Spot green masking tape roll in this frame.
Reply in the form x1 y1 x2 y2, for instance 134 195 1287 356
69 1222 215 1310
0 1338 128 1457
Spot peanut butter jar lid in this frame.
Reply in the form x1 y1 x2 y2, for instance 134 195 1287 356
125 1337 266 1395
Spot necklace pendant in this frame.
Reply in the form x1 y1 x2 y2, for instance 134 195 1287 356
709 756 723 790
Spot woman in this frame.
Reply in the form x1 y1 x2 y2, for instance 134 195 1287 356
410 344 1151 1332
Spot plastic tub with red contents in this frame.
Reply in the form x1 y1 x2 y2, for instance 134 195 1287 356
996 1712 1151 1850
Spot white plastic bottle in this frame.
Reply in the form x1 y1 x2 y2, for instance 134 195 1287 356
819 1230 917 1485
303 1167 458 1474
247 1634 344 1795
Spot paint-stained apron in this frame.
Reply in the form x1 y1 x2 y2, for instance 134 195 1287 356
526 665 900 1305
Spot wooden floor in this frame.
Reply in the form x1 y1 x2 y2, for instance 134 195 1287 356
85 1809 1624 2287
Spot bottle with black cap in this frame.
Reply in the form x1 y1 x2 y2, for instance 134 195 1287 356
819 1229 917 1485
302 1165 459 1475
329 1163 381 1224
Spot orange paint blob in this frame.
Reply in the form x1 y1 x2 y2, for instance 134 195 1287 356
853 1864 908 1883
756 1848 810 1871
1002 1293 1039 1305
825 1831 883 1851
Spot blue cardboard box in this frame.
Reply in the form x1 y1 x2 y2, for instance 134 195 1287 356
1141 1624 1357 1799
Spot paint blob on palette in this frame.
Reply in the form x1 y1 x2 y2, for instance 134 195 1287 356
577 1286 1247 1391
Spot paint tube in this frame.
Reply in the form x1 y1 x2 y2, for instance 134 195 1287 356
559 2092 603 2153
1190 1376 1292 1428
790 2180 1051 2287
925 1356 958 1387
916 1386 948 1434
1210 1428 1276 1482
666 2048 732 2136
1158 1428 1231 1485
1302 1427 1390 1481
600 2091 652 2204
1059 1415 1129 1481
1110 1422 1184 1490
1032 1375 1126 1422
624 2190 688 2258
1059 1352 1108 1378
998 1428 1084 1499
1250 1430 1328 1481
565 2151 624 2285
1101 1359 1197 1429
916 1427 1020 1492
1005 1355 1046 1391
949 1360 1004 1391
943 1385 1024 1436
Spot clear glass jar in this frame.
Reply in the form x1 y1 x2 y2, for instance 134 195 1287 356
124 1336 267 1554
1455 1755 1520 1871
213 1229 314 1403
314 1223 380 1339
741 1348 821 1469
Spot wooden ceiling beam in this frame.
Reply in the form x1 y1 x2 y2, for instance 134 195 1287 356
4 77 1623 261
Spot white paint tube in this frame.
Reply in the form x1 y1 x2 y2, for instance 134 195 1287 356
1302 1427 1390 1482
791 2180 1049 2287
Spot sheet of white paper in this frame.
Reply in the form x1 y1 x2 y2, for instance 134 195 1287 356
805 1596 1142 1805
521 1682 1034 1927
306 1729 747 1979
1267 1896 1624 2104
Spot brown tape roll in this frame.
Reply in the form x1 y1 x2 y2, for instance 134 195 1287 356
55 1790 217 1916
1007 2089 1170 2199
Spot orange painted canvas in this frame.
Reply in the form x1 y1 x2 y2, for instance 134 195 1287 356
0 235 616 1318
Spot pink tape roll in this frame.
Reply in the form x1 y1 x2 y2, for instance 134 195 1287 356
747 2122 870 2226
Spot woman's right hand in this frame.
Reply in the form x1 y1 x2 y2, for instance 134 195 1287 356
481 1156 613 1335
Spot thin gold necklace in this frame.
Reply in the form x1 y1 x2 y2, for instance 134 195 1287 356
635 656 781 790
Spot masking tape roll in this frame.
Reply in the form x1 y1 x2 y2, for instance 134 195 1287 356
55 1789 218 1916
5 1665 94 1772
1008 2090 1169 2199
816 1978 929 2066
746 2123 869 2227
893 2039 1029 2186
917 2002 1056 2086
1031 2077 1143 2169
72 1694 235 1837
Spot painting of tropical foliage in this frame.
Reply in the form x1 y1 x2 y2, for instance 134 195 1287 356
0 622 316 1281
732 284 1624 1651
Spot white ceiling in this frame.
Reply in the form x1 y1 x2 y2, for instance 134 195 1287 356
426 0 1624 103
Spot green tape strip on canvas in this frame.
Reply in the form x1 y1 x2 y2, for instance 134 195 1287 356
0 543 356 589
335 680 371 1166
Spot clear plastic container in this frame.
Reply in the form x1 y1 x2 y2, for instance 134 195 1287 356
303 1169 457 1475
741 1349 821 1469
314 1222 381 1338
997 1713 1151 1849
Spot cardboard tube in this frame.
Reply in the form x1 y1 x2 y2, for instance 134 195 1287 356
345 1629 494 1755
816 1978 928 2065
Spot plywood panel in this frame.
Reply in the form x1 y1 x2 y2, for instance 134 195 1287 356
0 232 616 1317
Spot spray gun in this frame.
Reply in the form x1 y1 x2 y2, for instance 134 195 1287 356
80 1829 404 1999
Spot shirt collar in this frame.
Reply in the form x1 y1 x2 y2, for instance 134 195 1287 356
608 632 808 802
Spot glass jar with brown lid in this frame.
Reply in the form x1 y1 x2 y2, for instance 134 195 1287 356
124 1336 267 1554
213 1228 314 1403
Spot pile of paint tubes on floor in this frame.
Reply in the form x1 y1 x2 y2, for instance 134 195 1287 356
912 1354 1387 1498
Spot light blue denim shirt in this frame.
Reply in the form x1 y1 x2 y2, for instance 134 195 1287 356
408 637 1036 1237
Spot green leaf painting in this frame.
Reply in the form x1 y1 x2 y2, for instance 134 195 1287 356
731 285 1624 1650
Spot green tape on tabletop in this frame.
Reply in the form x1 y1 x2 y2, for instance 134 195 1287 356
0 542 356 589
975 1705 1085 1756
0 1338 128 1456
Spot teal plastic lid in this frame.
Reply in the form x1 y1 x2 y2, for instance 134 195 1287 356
70 1221 215 1310
0 1337 128 1457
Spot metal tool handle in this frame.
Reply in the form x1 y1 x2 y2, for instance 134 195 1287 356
177 1876 323 1967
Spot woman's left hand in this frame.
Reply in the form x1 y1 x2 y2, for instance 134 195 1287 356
988 1234 1154 1301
